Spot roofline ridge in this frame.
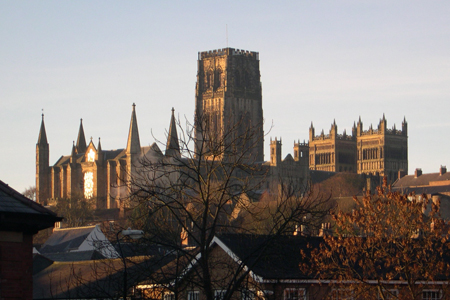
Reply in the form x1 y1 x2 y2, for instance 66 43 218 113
54 225 97 231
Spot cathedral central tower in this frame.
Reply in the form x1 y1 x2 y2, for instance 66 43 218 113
195 48 264 162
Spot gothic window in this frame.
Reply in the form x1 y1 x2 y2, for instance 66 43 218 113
87 148 95 162
235 70 241 87
214 69 222 88
206 71 213 89
84 172 94 199
244 70 250 87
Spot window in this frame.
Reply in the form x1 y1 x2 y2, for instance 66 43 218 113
284 288 306 300
423 290 442 300
163 292 175 300
188 291 200 300
331 288 353 300
214 290 226 300
242 289 255 300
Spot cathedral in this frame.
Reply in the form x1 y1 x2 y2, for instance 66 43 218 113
36 47 408 206
36 105 181 207
309 116 408 180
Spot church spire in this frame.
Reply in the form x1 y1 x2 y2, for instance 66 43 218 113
76 118 87 154
97 137 102 153
37 113 48 146
126 103 141 155
71 141 76 157
165 108 180 157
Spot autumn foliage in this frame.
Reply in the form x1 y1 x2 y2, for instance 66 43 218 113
304 178 450 300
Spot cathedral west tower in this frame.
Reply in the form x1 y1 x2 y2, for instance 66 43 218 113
195 48 264 162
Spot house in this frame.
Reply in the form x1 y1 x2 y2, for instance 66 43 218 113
0 179 61 300
393 166 450 219
39 224 119 259
136 234 450 300
33 251 176 299
136 234 327 300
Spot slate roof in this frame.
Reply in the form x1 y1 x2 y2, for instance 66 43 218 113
216 234 322 280
103 149 126 160
39 226 96 254
392 171 450 194
33 256 170 299
42 250 105 262
0 179 62 233
53 149 126 167
309 170 336 184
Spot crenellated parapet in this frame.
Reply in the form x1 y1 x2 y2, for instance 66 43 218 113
357 114 407 137
309 121 356 142
198 48 259 60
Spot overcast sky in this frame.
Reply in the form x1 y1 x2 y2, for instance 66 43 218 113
1 1 449 193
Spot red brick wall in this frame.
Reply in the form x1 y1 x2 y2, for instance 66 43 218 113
0 233 33 300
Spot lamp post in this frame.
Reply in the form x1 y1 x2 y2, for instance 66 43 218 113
116 228 144 300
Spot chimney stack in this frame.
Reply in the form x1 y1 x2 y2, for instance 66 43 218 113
440 165 447 176
414 168 422 178
398 170 406 179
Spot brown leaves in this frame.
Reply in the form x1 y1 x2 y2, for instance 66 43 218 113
306 177 450 297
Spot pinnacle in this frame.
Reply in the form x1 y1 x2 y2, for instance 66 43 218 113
37 113 48 146
126 103 141 155
166 108 180 157
76 119 87 154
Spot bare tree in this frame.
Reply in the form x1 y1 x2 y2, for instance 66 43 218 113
125 114 332 300
23 185 37 201
304 178 450 300
54 193 95 227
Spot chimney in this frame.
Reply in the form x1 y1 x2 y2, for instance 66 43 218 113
398 170 406 179
414 168 422 178
440 165 447 176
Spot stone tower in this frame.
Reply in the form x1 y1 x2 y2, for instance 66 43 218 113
269 138 282 166
356 114 408 182
195 48 264 162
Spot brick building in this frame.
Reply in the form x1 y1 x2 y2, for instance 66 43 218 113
0 179 61 300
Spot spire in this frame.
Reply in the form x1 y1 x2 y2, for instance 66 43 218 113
37 113 48 146
166 107 180 157
76 119 87 154
97 137 102 152
71 141 76 156
126 103 141 155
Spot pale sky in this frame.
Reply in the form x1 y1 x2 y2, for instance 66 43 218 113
1 1 449 193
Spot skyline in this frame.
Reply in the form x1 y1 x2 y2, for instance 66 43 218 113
1 1 449 192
